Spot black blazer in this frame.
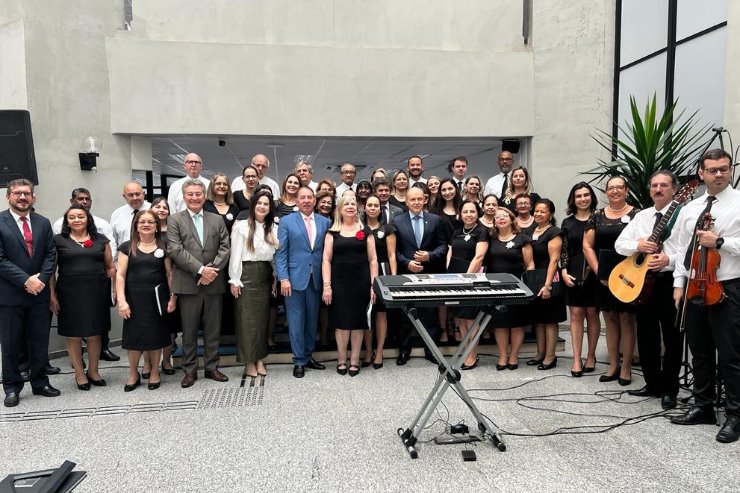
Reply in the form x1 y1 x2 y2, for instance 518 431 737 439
0 210 56 305
392 212 448 274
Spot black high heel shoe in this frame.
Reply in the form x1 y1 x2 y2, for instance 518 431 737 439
124 374 141 392
526 357 544 366
571 359 583 378
599 366 621 382
462 357 480 371
148 380 161 390
161 364 176 376
336 363 348 376
618 371 632 386
361 351 375 368
348 364 360 377
141 371 151 380
76 378 90 391
538 357 558 370
85 371 106 387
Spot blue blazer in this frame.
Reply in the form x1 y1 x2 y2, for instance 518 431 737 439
0 210 57 305
392 211 448 274
275 212 331 291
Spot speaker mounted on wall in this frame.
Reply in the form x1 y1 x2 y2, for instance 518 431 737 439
501 139 521 154
0 110 38 188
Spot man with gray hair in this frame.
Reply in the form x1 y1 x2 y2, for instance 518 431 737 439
335 163 357 198
168 152 210 213
295 161 318 192
167 179 230 388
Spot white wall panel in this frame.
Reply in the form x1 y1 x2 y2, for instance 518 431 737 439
620 0 668 66
677 0 726 40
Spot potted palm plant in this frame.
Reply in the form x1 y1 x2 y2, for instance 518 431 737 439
585 94 710 208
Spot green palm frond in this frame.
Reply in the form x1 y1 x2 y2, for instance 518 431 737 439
585 94 710 208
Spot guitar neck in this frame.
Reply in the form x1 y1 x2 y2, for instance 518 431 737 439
647 201 678 245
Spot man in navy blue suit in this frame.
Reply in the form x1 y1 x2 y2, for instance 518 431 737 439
275 187 330 378
392 187 449 365
0 179 60 407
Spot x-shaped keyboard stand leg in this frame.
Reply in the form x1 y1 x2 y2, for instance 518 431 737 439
398 305 506 458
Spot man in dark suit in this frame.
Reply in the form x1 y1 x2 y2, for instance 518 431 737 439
0 179 60 407
392 187 449 365
275 186 330 378
372 176 404 223
167 179 230 388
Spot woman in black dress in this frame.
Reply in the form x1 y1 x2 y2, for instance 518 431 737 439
560 182 600 376
502 166 540 213
462 176 484 207
356 179 373 210
389 170 409 212
447 200 489 369
583 176 640 385
484 207 534 370
479 194 499 230
233 165 260 212
50 205 115 390
528 199 567 370
275 173 301 219
322 195 378 377
426 176 441 209
361 195 396 369
204 172 240 233
116 210 175 391
433 177 462 343
514 193 536 236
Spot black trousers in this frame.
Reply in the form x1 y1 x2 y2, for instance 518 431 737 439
685 279 740 417
635 273 683 397
0 302 51 394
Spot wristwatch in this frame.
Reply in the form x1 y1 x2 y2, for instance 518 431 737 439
716 237 725 250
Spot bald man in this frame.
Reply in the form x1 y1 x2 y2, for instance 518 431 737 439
232 153 280 197
168 153 211 213
110 181 151 247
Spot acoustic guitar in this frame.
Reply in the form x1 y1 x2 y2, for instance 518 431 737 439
608 180 698 304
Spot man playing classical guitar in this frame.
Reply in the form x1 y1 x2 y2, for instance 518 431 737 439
670 149 740 444
615 170 684 410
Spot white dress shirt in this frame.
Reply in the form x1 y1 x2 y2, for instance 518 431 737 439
484 172 508 197
53 214 117 259
167 175 210 213
9 210 31 235
673 187 740 287
409 177 427 187
614 204 679 273
228 221 279 286
110 201 151 248
335 182 356 198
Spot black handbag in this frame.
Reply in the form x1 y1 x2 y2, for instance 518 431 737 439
522 269 564 297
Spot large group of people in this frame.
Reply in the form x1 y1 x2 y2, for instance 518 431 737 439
1 148 739 444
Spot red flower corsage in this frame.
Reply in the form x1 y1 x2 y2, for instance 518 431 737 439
355 230 365 241
82 239 94 248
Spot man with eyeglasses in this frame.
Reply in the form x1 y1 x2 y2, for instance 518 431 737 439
615 170 683 410
295 161 318 192
232 154 280 198
335 163 357 198
168 153 211 213
484 150 516 199
670 148 740 444
1 179 60 407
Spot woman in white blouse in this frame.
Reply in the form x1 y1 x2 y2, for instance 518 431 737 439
229 191 279 378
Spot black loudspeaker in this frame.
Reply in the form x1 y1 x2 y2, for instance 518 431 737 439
501 139 521 154
0 110 38 188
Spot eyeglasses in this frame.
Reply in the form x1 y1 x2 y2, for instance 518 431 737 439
185 160 202 165
10 191 32 197
606 185 626 192
343 171 356 175
138 220 157 225
703 166 730 175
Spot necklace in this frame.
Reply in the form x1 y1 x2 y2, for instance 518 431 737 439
139 239 156 246
534 224 550 233
70 234 89 243
607 203 628 212
498 233 515 242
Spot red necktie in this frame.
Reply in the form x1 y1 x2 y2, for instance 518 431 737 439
20 216 33 256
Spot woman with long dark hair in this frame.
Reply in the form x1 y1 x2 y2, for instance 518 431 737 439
116 210 176 391
560 182 600 376
229 191 279 378
276 173 301 218
204 172 240 233
50 205 115 390
234 165 260 211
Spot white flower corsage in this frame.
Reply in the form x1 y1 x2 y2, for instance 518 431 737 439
621 215 631 224
154 248 165 258
377 230 385 239
293 206 299 212
505 241 515 249
226 213 234 221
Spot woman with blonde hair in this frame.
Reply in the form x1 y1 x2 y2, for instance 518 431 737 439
322 195 378 376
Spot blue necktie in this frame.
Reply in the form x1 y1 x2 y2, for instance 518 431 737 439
193 213 204 244
412 214 423 247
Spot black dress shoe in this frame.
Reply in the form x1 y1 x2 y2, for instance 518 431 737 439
599 366 621 382
507 363 519 370
4 392 19 407
148 381 161 390
76 379 90 391
31 385 61 397
462 357 480 371
618 376 632 387
100 349 120 361
85 371 106 387
661 395 677 410
716 415 740 443
396 350 410 366
627 386 660 397
293 365 305 378
526 357 544 366
373 361 384 370
583 365 596 373
124 374 142 392
496 364 507 371
336 363 348 376
670 406 716 425
305 359 326 370
348 365 360 377
538 357 557 371
45 365 61 375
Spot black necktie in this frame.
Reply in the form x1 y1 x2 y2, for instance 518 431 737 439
683 196 716 269
382 205 389 225
500 173 509 198
653 212 663 229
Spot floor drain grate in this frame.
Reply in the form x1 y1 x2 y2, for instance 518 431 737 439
197 384 264 409
0 401 199 423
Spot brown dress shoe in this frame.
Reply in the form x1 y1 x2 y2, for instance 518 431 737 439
181 372 198 388
204 369 229 382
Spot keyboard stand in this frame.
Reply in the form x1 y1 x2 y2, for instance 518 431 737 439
398 304 506 458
